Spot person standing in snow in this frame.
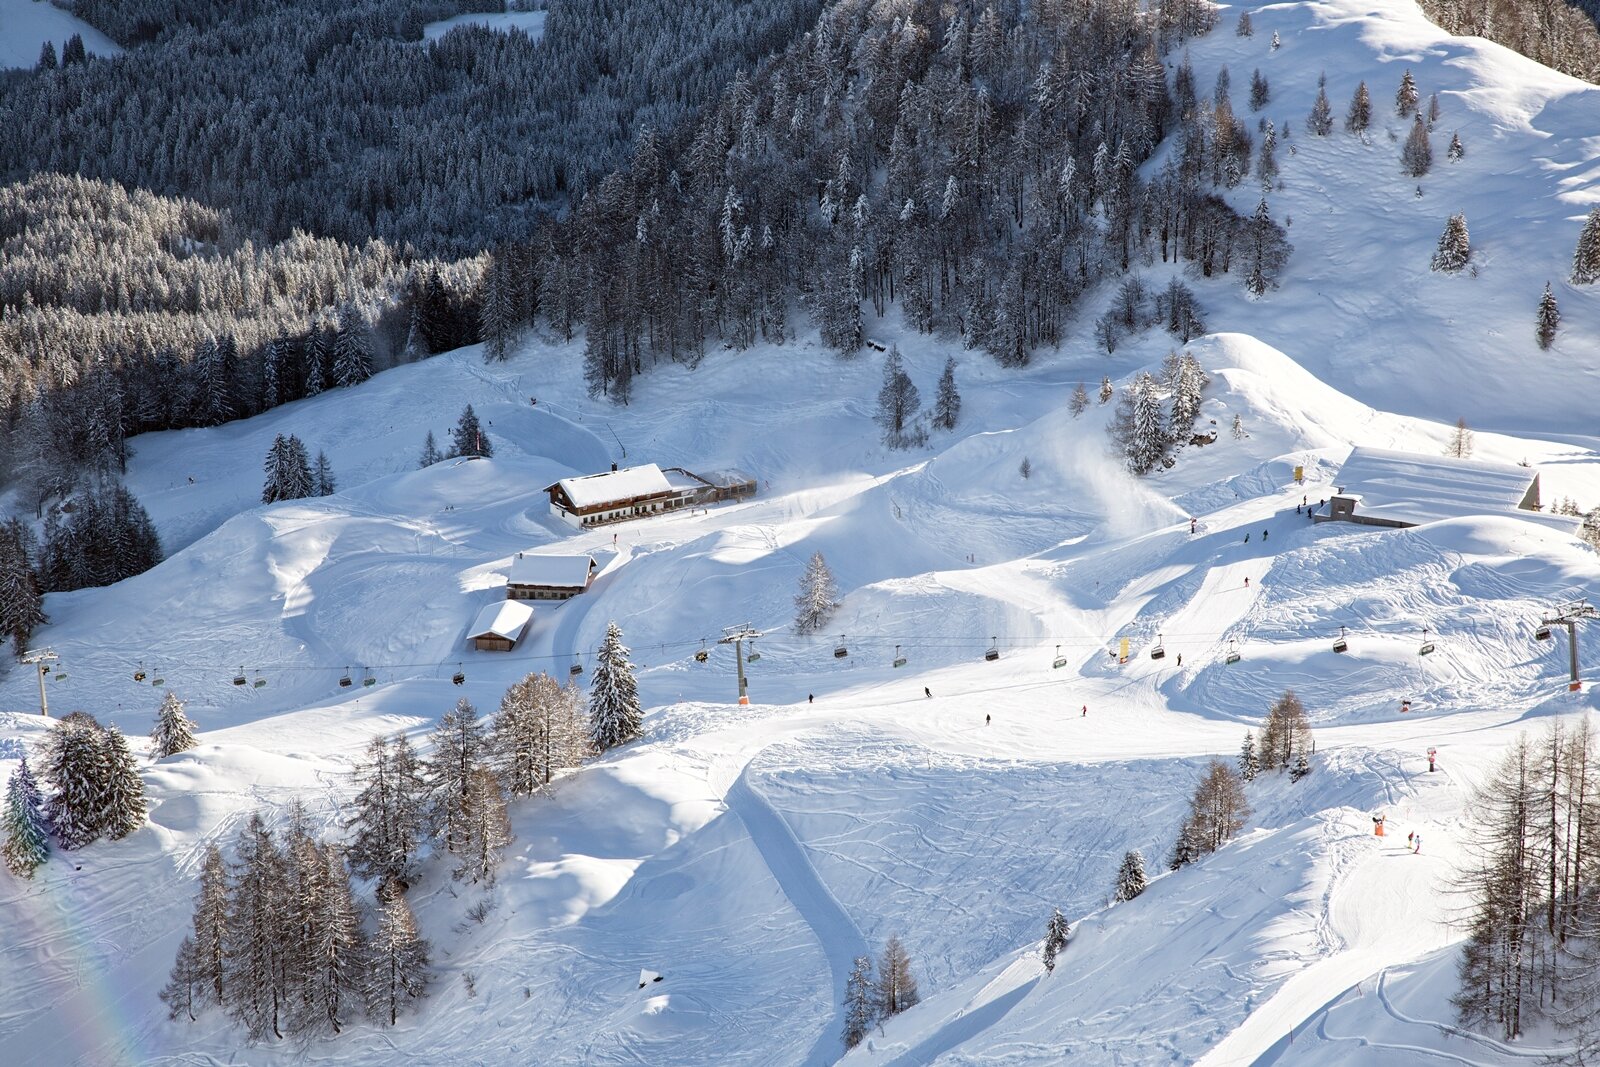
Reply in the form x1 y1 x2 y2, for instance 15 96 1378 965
808 693 814 704
1244 577 1250 588
1413 832 1422 854
924 687 931 699
985 714 991 726
1081 705 1087 717
1190 517 1197 534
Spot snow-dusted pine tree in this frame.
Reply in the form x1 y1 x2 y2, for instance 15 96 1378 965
1448 131 1464 161
366 891 431 1026
151 690 198 758
932 357 961 431
1231 413 1245 439
794 551 840 635
1396 68 1419 116
1572 207 1600 284
1169 352 1209 439
331 303 373 389
418 431 443 469
493 672 589 796
1291 750 1313 782
1238 731 1260 782
1537 283 1561 350
161 936 205 1021
1431 214 1470 273
1019 457 1032 480
99 725 147 840
589 622 642 752
1113 372 1167 475
2 756 50 878
1235 10 1252 35
1099 376 1114 404
842 955 875 1049
0 519 45 656
875 935 919 1018
1345 81 1371 132
1307 81 1333 135
312 451 336 497
1168 814 1202 870
427 699 489 857
1042 908 1070 971
1114 850 1148 902
262 434 314 504
1402 114 1433 177
42 716 108 849
1069 383 1090 416
454 766 512 884
450 404 492 459
1249 69 1269 111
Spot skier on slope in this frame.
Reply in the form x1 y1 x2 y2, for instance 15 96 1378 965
924 687 932 699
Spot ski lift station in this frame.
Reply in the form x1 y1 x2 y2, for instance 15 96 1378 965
545 463 756 527
467 600 534 652
1316 447 1550 529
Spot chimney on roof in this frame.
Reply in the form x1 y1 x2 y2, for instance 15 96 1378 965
611 462 618 472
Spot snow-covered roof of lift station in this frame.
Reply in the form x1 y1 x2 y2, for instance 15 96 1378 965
467 599 534 642
547 463 673 509
507 553 596 589
1330 446 1563 528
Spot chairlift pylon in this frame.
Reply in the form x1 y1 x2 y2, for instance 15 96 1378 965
1333 625 1349 654
834 636 848 659
893 644 907 669
1225 638 1241 665
1052 644 1068 669
984 637 1000 663
1150 633 1166 661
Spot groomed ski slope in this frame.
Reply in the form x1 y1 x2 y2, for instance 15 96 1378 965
3 0 1600 1063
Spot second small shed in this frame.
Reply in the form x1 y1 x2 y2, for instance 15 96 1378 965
467 600 534 652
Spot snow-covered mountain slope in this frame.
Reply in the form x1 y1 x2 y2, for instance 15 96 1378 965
5 0 1600 1064
0 0 122 70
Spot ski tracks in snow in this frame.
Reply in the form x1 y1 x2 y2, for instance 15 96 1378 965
724 764 869 1067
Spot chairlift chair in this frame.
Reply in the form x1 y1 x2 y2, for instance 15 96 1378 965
834 637 848 659
53 667 67 680
133 664 146 683
1052 644 1068 669
232 666 247 686
150 670 165 687
569 661 583 677
985 637 1000 662
893 644 907 669
1332 626 1349 654
1225 639 1241 665
694 639 709 664
1150 633 1166 661
253 672 268 689
746 644 761 663
1536 624 1553 641
1419 627 1436 656
452 664 466 685
363 668 377 687
339 667 353 688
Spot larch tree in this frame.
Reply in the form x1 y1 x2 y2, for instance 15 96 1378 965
427 699 490 858
347 733 427 893
1249 69 1269 111
1448 417 1475 459
151 690 198 758
1536 283 1560 350
589 622 642 751
2 756 50 878
493 672 589 797
875 346 922 448
1345 81 1371 132
223 813 289 1040
1114 850 1148 902
1042 908 1070 971
875 935 920 1019
365 891 431 1026
1186 759 1251 855
1099 376 1114 404
454 765 512 884
1069 382 1090 416
1430 213 1471 273
794 551 840 635
312 451 336 497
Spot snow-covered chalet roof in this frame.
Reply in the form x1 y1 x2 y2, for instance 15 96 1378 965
507 553 596 589
468 599 534 642
1330 447 1539 526
549 464 673 509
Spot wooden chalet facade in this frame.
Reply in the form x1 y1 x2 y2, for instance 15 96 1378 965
467 600 533 652
507 553 598 600
545 463 757 527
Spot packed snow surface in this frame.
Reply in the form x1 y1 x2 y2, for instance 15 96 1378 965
4 0 1600 1064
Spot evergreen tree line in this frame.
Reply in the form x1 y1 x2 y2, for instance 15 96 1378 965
1453 719 1600 1056
34 481 163 595
842 935 921 1049
1416 0 1600 84
0 517 47 654
0 0 825 255
557 0 1277 403
418 404 496 469
262 435 337 504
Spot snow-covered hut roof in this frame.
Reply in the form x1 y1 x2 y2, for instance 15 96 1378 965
508 554 596 589
549 464 673 508
1330 447 1538 526
468 600 534 642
